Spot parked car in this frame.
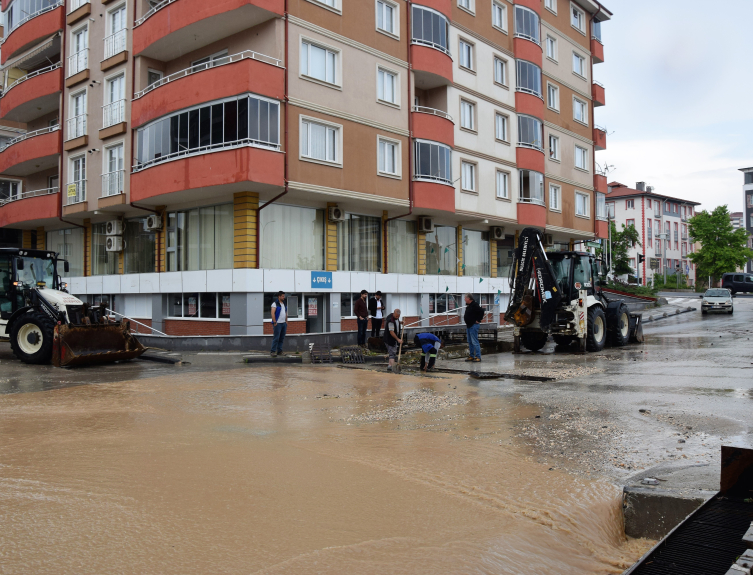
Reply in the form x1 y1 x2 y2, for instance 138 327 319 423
700 288 734 314
721 273 753 294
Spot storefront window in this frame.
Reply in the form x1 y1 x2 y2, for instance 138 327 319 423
166 204 233 271
168 293 230 318
463 229 490 277
259 205 325 270
497 237 514 280
124 218 155 274
47 228 84 276
91 223 118 276
337 214 382 272
387 220 417 274
425 225 457 275
263 293 302 320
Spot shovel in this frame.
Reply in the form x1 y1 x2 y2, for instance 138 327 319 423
394 338 404 374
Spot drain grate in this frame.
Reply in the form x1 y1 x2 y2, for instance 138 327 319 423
310 344 333 364
340 346 365 364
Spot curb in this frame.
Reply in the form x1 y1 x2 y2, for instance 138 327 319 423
642 307 696 323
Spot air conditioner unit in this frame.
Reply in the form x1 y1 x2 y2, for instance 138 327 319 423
106 220 123 236
543 234 554 246
106 236 123 252
490 226 505 240
328 206 345 223
418 217 434 233
145 214 162 231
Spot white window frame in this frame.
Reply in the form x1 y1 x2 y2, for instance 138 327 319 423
376 66 400 107
0 178 22 201
299 37 341 89
375 0 399 39
458 0 474 15
494 112 508 142
67 88 88 141
147 68 164 87
377 135 401 179
102 140 125 197
546 82 559 111
575 191 590 218
299 115 343 167
549 183 561 212
573 97 588 125
305 0 341 14
461 160 476 193
496 169 510 200
103 71 126 128
460 98 476 131
492 1 507 32
548 134 560 161
458 38 474 71
574 145 588 171
570 2 586 34
493 56 508 87
572 51 586 78
545 0 557 14
545 35 558 61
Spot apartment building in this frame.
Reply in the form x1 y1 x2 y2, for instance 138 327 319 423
741 167 753 273
606 181 700 286
0 0 612 336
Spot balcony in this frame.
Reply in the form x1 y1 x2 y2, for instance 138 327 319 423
101 170 124 198
593 126 607 151
517 202 546 228
412 106 454 148
411 43 453 90
132 50 284 128
591 38 604 64
65 114 87 151
0 126 61 176
101 99 127 139
65 180 86 206
66 48 89 87
594 174 607 193
0 2 64 65
592 81 605 107
0 187 60 229
0 63 63 123
133 0 283 60
102 29 128 71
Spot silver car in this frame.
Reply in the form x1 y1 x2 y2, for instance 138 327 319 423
700 288 734 314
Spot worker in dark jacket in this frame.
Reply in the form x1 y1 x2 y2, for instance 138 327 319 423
353 290 369 347
414 332 441 372
383 309 402 372
463 293 485 362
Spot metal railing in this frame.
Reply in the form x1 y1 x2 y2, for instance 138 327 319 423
1 0 63 44
402 303 498 331
66 114 87 140
3 62 61 95
513 32 541 46
518 195 545 206
102 99 126 128
66 180 86 205
135 0 178 26
0 125 59 153
0 186 58 206
69 0 89 12
103 29 127 60
101 170 124 197
412 105 453 123
515 85 543 98
410 38 452 58
67 49 88 77
134 49 283 99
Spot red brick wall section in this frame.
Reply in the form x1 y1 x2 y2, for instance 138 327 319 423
164 320 230 336
128 318 152 335
263 320 308 335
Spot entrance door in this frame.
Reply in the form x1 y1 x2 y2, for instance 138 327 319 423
305 295 325 333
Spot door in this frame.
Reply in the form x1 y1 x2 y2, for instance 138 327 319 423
305 295 324 333
106 6 127 57
70 156 86 203
70 91 86 137
105 145 124 196
105 75 125 126
72 27 88 72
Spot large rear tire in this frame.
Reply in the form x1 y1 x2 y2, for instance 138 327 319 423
607 303 631 347
586 306 607 352
520 332 549 352
9 312 55 365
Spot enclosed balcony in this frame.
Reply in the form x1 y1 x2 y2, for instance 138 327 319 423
0 1 64 65
412 139 454 213
0 62 63 123
592 81 605 107
132 0 283 60
411 4 452 89
0 126 61 176
0 186 59 229
593 126 607 151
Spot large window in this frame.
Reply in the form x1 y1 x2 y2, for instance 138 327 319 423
414 140 452 185
425 225 457 275
575 145 588 170
301 118 339 164
497 237 514 280
517 115 543 151
516 60 542 97
388 220 417 274
463 229 490 277
0 180 20 202
571 4 586 33
596 192 606 220
492 1 507 31
91 223 119 276
47 229 84 276
575 192 589 217
411 5 449 54
338 214 382 272
166 204 233 272
377 68 398 104
376 0 397 36
124 218 156 274
259 204 325 270
514 5 540 44
519 169 544 204
135 94 280 170
169 293 230 319
300 40 338 85
5 0 58 34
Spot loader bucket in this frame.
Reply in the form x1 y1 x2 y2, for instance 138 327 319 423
52 320 147 367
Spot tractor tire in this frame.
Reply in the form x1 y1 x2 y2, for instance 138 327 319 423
520 332 549 352
9 312 55 365
607 303 631 347
553 335 576 347
586 306 607 353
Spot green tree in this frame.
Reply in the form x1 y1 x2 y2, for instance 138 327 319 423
607 222 641 276
688 206 753 283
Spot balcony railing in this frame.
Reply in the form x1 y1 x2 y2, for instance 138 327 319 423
0 186 58 206
101 170 124 197
410 38 452 58
1 0 64 44
69 0 89 11
67 49 88 77
3 62 62 95
0 125 60 153
135 0 178 26
412 105 454 123
66 114 87 140
134 49 283 99
513 32 541 46
102 100 126 128
66 180 86 205
518 194 545 206
103 29 127 60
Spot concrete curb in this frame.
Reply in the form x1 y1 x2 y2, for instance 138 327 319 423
642 306 696 323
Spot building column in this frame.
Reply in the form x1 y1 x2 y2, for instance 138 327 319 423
234 192 259 269
22 230 33 249
326 202 338 272
417 230 426 275
457 225 464 276
490 238 497 278
151 294 168 335
155 205 166 273
420 293 430 327
328 292 341 332
83 219 91 277
36 227 45 250
229 292 264 335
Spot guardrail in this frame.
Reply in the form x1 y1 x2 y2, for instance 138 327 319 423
2 62 62 95
103 29 127 60
67 49 88 77
410 38 452 58
135 0 178 26
66 114 87 140
101 170 124 197
0 186 58 206
102 99 126 128
412 105 453 123
1 1 63 45
0 125 59 153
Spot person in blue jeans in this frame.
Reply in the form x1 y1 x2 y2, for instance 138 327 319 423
463 293 484 362
270 291 287 357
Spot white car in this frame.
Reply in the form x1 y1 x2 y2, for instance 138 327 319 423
700 288 734 315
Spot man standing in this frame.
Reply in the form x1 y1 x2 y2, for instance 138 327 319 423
463 293 484 362
383 309 402 372
353 289 369 347
368 291 384 338
414 332 441 372
270 291 287 357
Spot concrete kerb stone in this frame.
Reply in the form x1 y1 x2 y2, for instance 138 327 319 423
622 486 714 540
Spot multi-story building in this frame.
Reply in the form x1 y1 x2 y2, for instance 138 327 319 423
740 168 753 273
730 211 744 230
0 0 612 336
606 181 700 286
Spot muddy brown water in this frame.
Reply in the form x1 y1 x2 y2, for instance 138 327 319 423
0 364 652 574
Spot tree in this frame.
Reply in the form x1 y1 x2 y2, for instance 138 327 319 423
688 205 753 283
607 222 641 276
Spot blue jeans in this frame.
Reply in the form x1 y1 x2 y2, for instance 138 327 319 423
271 322 287 354
357 319 369 346
467 324 481 358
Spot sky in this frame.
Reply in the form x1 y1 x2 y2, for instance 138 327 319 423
593 0 753 213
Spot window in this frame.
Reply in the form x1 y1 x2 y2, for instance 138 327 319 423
425 226 457 275
169 293 231 320
377 68 398 104
516 60 542 97
629 258 636 269
573 98 587 124
260 204 325 270
47 229 84 277
103 74 125 128
123 218 156 274
514 5 540 45
626 199 634 209
647 219 653 244
337 214 382 272
492 1 507 31
496 170 509 199
592 20 602 42
607 203 615 219
378 137 399 177
191 50 229 73
461 161 476 192
626 219 635 228
414 140 452 184
746 172 753 185
147 69 163 87
412 5 450 54
647 199 652 208
301 118 339 164
575 191 589 217
300 40 338 85
136 94 281 169
573 52 586 77
68 155 86 204
104 4 127 60
91 223 118 275
549 184 561 211
463 230 490 277
458 0 472 12
311 0 338 10
548 134 559 160
6 0 62 33
571 3 586 33
102 143 124 197
574 146 588 170
69 26 88 76
388 220 417 274
517 115 543 151
460 99 475 130
519 170 544 204
546 35 557 60
494 57 507 85
376 0 397 36
545 0 557 13
68 90 87 140
495 113 508 141
596 192 606 220
459 39 473 70
749 195 753 208
547 83 559 110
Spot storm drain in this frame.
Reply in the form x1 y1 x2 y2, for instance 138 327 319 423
340 347 365 364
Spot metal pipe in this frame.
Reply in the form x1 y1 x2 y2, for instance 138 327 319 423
106 308 168 336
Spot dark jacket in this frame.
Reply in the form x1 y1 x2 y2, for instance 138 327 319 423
464 299 484 328
368 297 384 317
353 296 369 320
382 313 402 346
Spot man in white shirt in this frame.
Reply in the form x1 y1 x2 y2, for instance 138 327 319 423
270 291 287 357
368 291 384 338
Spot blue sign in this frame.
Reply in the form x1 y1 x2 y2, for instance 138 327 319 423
311 271 333 289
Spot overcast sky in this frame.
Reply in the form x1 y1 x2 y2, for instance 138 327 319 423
593 0 752 213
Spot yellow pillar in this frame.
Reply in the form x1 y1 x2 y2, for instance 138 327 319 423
569 238 575 251
490 238 497 278
155 206 166 272
118 251 124 274
83 219 92 277
36 227 45 250
22 230 33 249
457 225 463 277
417 230 426 275
514 229 520 249
326 202 338 271
233 192 259 269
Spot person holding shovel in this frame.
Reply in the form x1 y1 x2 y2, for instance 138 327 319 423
383 309 402 372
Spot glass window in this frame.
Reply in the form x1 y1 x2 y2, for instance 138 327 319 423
301 41 337 84
547 83 559 110
166 204 232 271
745 172 753 185
514 5 540 44
378 138 398 176
596 192 606 219
388 220 417 274
519 169 544 204
47 229 85 276
545 0 557 12
494 57 507 85
516 60 542 97
592 20 602 41
496 237 514 279
425 225 457 275
301 118 338 163
571 5 585 32
495 113 508 141
549 134 559 160
575 192 589 217
573 52 586 76
0 180 20 202
91 223 119 275
337 214 382 272
463 230 490 277
377 0 396 35
517 115 543 150
124 218 155 274
459 40 473 70
496 170 509 199
259 204 325 270
575 145 588 170
549 184 561 211
492 1 506 31
377 68 397 104
461 161 476 192
546 35 557 60
340 293 353 318
573 98 587 124
414 140 452 184
458 0 470 9
411 5 449 54
460 100 475 130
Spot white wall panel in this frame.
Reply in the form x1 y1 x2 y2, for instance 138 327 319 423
121 274 140 294
396 274 418 293
457 276 474 294
182 271 207 292
418 275 439 293
232 269 263 292
331 271 350 293
264 269 295 292
375 273 398 293
86 276 103 294
160 272 182 293
207 269 233 293
140 273 159 294
70 277 86 294
439 276 458 294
